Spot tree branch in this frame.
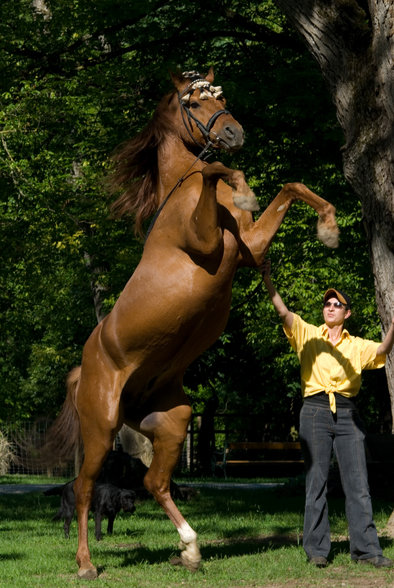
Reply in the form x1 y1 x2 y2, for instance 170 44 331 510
1 135 27 199
3 4 303 79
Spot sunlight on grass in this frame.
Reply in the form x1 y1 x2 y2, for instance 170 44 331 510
0 478 393 587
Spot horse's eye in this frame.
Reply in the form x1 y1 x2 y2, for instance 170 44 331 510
190 102 200 109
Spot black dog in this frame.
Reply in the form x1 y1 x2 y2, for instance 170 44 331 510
47 481 136 540
99 449 197 501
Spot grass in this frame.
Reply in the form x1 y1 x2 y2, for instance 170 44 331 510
0 475 393 587
0 474 70 485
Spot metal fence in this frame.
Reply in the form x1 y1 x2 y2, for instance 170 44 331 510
2 419 76 478
1 413 280 478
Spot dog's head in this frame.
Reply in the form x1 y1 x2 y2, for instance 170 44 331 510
120 489 137 513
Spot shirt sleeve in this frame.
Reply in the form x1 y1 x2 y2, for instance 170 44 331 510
283 313 304 352
357 337 386 370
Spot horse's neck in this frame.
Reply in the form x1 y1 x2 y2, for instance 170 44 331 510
157 137 203 202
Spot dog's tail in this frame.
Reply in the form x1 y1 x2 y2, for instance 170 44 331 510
18 367 83 470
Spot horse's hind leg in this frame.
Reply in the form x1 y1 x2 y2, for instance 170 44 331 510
140 403 201 571
73 416 117 579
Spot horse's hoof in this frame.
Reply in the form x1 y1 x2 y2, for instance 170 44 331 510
77 565 98 580
232 190 260 212
170 554 200 572
181 552 201 572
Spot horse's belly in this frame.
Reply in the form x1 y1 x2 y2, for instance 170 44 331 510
88 240 238 400
100 279 231 373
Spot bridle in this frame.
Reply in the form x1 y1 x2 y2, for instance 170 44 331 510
178 79 231 150
145 76 232 242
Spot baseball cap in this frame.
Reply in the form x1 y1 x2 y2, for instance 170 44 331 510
323 288 351 308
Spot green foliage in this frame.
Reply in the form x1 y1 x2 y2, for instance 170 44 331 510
0 0 387 432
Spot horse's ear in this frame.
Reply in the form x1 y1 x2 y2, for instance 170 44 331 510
206 67 214 83
170 71 184 91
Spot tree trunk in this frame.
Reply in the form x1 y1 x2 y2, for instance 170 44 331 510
83 251 109 324
276 0 394 428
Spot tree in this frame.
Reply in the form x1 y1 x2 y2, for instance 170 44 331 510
275 0 394 429
0 0 389 434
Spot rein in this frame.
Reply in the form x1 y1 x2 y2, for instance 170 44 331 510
144 140 212 242
145 82 231 242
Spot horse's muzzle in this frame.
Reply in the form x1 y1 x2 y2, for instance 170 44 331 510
215 123 244 152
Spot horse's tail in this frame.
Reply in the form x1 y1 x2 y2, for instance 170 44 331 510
43 366 82 464
18 367 82 470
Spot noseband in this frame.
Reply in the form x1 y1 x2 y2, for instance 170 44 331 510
179 99 231 149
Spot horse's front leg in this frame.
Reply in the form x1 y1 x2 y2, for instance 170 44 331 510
185 162 257 255
140 404 201 571
202 161 260 212
184 165 223 255
242 182 339 264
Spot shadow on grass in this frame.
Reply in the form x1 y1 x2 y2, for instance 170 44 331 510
330 536 394 557
97 533 394 573
0 494 60 522
101 533 301 569
0 553 26 561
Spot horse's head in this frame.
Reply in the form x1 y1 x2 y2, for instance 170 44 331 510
170 68 244 153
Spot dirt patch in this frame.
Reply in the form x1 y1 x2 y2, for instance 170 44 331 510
208 532 299 547
257 572 394 588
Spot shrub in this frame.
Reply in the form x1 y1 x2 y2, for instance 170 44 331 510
0 431 14 474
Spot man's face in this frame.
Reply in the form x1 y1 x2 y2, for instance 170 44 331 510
323 297 351 327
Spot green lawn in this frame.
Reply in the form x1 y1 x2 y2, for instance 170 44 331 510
0 476 393 587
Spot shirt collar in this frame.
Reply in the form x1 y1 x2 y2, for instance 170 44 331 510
320 324 350 341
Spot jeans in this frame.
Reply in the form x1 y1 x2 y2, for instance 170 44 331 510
299 400 382 561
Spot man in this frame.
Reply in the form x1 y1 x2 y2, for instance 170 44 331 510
258 260 394 568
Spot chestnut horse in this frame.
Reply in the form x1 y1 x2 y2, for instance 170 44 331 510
48 69 339 578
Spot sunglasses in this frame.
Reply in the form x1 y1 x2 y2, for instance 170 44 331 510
324 301 345 309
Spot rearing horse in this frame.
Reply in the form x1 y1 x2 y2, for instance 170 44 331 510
48 69 339 579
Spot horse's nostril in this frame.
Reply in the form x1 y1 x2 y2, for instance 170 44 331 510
220 125 244 150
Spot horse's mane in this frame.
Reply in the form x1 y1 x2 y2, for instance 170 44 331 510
109 92 176 237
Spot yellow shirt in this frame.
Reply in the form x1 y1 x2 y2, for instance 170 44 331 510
284 314 386 413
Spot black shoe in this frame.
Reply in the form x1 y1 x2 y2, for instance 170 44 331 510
308 556 328 568
357 556 393 568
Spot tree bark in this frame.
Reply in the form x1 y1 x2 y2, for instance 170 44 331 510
276 0 394 429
